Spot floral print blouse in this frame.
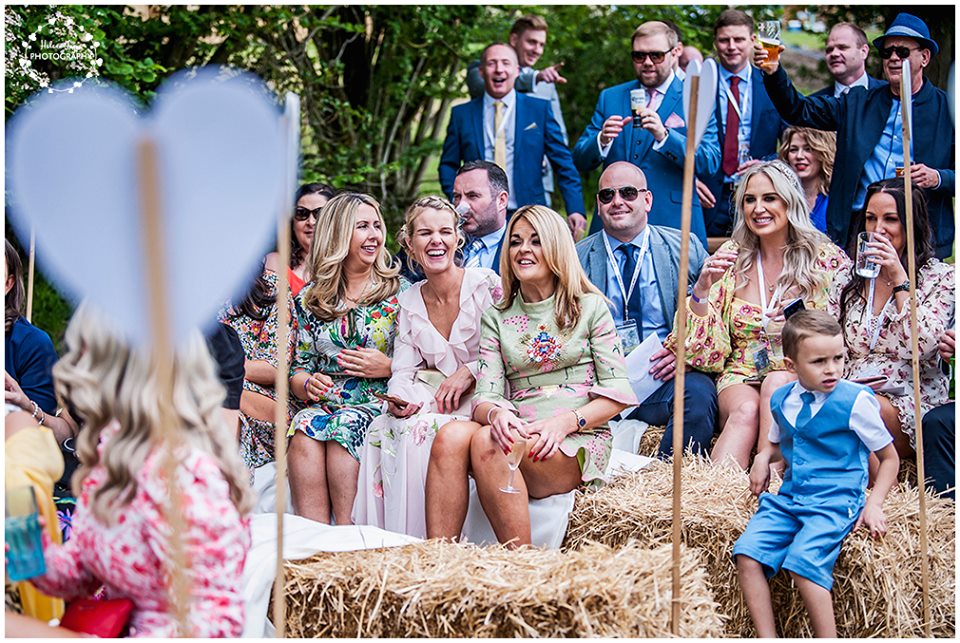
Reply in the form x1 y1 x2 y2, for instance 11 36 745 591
672 239 850 393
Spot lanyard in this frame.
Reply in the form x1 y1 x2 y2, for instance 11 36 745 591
755 252 784 330
864 279 892 350
603 228 650 321
720 69 749 122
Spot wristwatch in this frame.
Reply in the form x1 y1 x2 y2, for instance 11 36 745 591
572 409 587 429
891 281 911 295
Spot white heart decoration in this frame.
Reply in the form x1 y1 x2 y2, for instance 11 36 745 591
682 58 718 149
7 68 286 346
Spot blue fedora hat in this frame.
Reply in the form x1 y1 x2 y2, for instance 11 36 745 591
873 12 939 56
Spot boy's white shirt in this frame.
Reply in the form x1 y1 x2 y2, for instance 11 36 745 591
768 380 893 453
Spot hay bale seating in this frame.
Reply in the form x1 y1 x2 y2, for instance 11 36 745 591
563 456 956 637
280 540 724 637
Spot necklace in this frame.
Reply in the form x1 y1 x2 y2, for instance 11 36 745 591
344 278 373 304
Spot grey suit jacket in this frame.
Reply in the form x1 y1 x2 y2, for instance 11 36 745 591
575 225 707 327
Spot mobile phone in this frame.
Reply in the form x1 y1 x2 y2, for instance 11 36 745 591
743 376 763 386
373 391 410 407
782 297 805 320
852 375 886 386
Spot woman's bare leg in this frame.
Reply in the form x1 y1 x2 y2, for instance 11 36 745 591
712 384 761 469
425 420 480 540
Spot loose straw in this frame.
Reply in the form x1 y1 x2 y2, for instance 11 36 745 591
25 228 35 322
899 61 931 636
137 137 191 636
670 72 700 635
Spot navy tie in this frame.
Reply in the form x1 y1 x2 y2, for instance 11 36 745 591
796 391 815 427
618 244 644 336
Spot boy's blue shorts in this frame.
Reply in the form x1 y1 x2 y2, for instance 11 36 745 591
732 491 862 591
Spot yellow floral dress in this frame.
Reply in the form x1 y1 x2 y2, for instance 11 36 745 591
474 292 637 482
673 240 850 393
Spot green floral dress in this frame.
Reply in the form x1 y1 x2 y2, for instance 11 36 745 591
218 270 298 470
474 291 637 482
288 278 409 461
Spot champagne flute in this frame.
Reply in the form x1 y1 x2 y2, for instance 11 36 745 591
500 431 525 494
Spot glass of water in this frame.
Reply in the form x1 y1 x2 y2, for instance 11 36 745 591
5 486 46 582
856 232 881 279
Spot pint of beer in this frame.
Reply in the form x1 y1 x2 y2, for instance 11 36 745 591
758 21 782 67
759 37 781 64
630 89 646 126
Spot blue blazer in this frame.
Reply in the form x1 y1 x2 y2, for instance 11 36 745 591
810 74 883 98
439 92 585 215
573 76 720 247
701 66 785 225
764 66 955 258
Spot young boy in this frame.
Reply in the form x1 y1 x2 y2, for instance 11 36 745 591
733 310 899 637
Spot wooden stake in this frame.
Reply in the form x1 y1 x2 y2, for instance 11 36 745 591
272 195 292 639
25 228 36 322
671 73 700 636
137 138 191 637
900 78 931 637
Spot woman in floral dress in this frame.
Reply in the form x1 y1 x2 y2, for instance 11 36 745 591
219 267 297 472
677 161 850 469
11 304 253 638
288 193 407 525
829 178 954 457
426 205 636 547
352 197 501 538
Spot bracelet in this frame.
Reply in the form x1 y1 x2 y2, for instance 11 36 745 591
486 406 499 426
891 281 911 295
303 375 312 397
690 289 707 304
30 400 45 426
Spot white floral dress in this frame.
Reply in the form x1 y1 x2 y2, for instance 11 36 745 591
828 259 955 446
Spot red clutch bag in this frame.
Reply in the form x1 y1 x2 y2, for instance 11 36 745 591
59 597 134 638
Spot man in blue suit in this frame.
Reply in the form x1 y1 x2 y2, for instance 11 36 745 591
698 9 785 237
576 162 716 457
440 42 586 238
573 21 720 248
757 12 954 257
811 23 883 98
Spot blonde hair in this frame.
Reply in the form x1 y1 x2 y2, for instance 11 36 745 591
632 21 678 48
302 192 400 321
730 161 832 301
498 205 604 330
396 196 465 275
778 126 837 196
56 304 254 525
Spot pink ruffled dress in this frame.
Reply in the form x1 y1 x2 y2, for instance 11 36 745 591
353 268 501 537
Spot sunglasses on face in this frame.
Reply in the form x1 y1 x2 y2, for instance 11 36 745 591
597 186 648 204
294 206 323 221
879 45 919 60
631 50 669 64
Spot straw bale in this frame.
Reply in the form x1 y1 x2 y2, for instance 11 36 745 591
636 424 665 457
564 456 955 637
279 540 723 637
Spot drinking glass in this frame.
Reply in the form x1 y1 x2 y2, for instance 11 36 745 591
758 21 782 66
5 486 46 582
856 232 881 279
499 432 526 494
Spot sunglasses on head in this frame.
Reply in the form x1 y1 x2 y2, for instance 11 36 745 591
879 45 919 60
597 186 648 204
294 206 324 221
631 50 669 64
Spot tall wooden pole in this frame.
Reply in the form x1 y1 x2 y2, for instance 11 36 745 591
899 66 931 637
670 73 700 636
272 95 299 637
137 137 191 637
25 228 36 322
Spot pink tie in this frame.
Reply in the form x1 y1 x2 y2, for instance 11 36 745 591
646 88 658 112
